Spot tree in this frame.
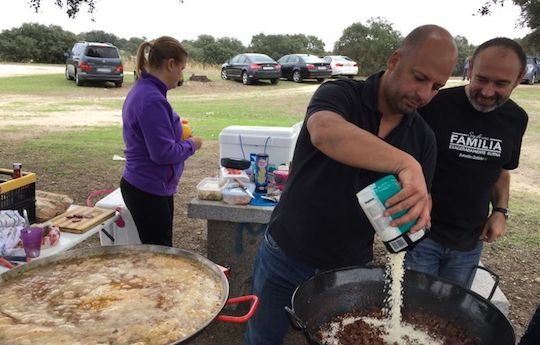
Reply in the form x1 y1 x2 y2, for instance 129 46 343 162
28 0 97 18
183 35 245 65
334 18 402 76
454 35 476 76
478 0 540 49
27 0 184 18
249 33 325 60
0 23 77 63
80 30 120 46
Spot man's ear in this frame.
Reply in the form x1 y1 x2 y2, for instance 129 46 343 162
515 69 526 87
387 51 400 71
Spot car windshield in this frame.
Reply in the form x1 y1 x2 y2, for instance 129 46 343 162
302 55 324 63
337 56 353 61
250 55 275 63
86 47 119 59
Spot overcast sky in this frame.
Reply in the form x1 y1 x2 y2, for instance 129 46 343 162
0 0 531 51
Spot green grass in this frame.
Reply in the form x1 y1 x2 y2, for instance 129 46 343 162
0 74 137 94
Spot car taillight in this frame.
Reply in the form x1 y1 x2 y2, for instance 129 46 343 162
336 63 344 67
275 64 281 70
114 65 124 73
353 63 358 67
307 64 315 70
250 63 261 70
79 62 91 71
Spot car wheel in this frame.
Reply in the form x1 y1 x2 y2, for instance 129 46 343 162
292 70 302 83
75 73 83 86
65 66 73 80
115 81 123 88
221 69 229 80
270 78 279 85
242 71 251 85
316 78 325 83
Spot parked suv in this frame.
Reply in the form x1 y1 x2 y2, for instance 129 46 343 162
522 55 539 85
65 42 124 87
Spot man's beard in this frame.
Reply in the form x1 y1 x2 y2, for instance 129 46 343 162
466 88 507 113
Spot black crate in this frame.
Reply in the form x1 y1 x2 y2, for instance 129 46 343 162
5 198 36 224
0 171 37 224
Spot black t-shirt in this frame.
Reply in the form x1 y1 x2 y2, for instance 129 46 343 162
419 86 528 250
269 73 437 270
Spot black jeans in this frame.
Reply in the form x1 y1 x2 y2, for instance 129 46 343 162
120 178 174 246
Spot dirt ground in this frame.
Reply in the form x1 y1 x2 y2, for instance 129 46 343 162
1 65 538 344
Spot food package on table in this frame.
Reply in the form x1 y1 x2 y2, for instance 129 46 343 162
0 210 25 255
219 166 250 185
36 190 73 222
15 223 61 249
222 181 255 205
197 177 223 201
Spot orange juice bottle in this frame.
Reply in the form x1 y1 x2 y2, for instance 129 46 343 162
181 119 192 140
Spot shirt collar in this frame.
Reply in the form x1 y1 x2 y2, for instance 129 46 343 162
362 71 417 127
140 71 168 95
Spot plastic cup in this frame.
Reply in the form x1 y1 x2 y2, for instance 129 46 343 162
20 227 43 258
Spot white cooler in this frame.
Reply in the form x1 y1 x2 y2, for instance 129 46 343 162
219 122 302 168
95 188 141 245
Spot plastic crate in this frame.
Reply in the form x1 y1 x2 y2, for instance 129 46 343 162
0 168 37 223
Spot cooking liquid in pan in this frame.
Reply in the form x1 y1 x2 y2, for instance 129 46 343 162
319 252 445 345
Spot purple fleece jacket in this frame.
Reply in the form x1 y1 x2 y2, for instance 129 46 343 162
121 72 195 196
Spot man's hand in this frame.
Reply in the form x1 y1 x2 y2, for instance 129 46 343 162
480 212 507 242
383 163 431 232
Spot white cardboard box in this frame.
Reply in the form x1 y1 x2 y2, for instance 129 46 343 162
219 122 302 168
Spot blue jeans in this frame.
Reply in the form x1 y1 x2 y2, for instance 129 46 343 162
519 304 540 345
243 231 318 345
404 237 483 289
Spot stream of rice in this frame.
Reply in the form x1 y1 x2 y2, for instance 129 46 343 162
320 252 443 345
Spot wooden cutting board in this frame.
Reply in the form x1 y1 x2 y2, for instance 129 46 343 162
49 206 115 234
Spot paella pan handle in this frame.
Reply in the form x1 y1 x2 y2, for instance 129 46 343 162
468 265 500 301
285 306 321 344
284 306 306 330
0 257 15 269
216 295 259 323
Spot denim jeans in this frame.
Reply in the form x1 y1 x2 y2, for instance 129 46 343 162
519 304 540 345
243 231 318 345
404 237 483 289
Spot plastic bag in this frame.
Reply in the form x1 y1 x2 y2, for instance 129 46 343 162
0 210 26 255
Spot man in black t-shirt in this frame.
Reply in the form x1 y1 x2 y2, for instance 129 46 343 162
405 38 528 289
243 25 458 345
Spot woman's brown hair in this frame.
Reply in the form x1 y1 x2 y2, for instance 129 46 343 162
135 36 188 77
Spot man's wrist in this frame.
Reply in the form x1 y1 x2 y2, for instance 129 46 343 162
492 207 509 220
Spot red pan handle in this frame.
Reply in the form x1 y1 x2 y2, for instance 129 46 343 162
0 257 15 269
216 295 259 323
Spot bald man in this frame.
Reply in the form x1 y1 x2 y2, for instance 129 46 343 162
243 24 458 345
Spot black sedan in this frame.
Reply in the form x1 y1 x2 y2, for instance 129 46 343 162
277 54 332 83
221 53 281 85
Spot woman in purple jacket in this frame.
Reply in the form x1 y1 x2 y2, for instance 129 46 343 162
120 36 202 246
